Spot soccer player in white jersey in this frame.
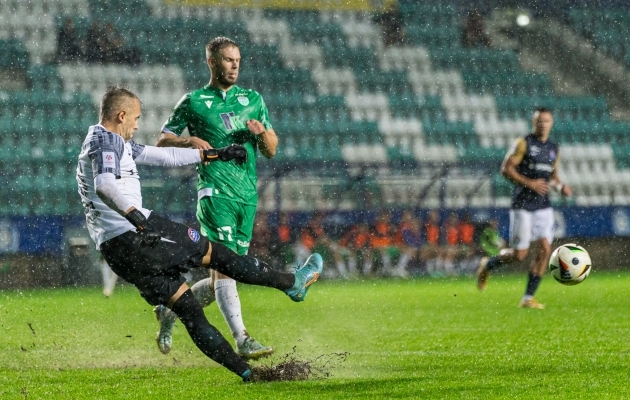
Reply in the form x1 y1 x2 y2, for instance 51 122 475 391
77 86 322 381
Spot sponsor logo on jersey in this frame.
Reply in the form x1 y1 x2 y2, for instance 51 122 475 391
205 100 213 109
237 239 250 248
533 163 554 172
188 228 201 243
237 96 249 106
530 145 540 156
200 95 214 99
103 152 115 169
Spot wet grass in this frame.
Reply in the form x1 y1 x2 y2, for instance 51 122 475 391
2 270 630 399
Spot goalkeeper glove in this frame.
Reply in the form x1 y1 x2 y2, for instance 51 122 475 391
125 209 161 248
202 144 248 165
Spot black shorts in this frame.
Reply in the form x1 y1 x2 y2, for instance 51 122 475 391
101 213 210 306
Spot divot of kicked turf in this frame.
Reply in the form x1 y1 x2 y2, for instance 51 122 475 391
249 346 349 382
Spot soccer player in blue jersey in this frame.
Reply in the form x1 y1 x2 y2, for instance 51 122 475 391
476 108 572 308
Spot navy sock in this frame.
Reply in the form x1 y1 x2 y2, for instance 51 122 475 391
525 272 542 296
485 256 503 272
171 290 250 377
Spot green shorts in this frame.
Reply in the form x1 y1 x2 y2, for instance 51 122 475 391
197 196 257 256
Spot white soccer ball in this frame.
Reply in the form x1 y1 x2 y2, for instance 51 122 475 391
548 243 592 286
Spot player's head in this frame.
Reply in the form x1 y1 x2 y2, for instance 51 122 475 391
206 36 240 89
532 107 553 139
100 85 141 142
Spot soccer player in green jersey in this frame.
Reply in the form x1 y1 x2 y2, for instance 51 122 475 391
153 36 279 360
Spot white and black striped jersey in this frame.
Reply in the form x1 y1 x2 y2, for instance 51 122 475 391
77 124 201 249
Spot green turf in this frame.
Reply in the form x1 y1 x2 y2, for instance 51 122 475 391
2 272 630 399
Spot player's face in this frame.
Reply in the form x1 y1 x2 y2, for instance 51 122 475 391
120 98 141 142
211 46 240 88
532 111 553 139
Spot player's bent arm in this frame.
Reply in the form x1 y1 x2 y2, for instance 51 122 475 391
501 156 530 187
500 138 533 188
156 131 212 150
94 173 136 217
258 128 278 159
94 174 161 247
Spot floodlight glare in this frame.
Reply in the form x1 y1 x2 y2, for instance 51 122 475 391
516 14 530 27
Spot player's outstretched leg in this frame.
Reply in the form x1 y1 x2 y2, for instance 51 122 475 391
476 256 490 291
205 242 323 302
169 287 251 380
154 279 216 354
477 248 527 292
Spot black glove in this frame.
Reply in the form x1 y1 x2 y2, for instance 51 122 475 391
203 144 248 165
125 209 161 248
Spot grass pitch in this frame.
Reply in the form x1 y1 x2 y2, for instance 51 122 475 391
2 271 630 399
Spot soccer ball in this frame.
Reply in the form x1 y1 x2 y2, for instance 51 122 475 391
548 243 592 286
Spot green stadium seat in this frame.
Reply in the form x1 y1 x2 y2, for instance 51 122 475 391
492 174 512 197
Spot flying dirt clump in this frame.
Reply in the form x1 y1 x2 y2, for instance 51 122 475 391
249 347 349 382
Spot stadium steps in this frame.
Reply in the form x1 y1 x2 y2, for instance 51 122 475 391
57 64 185 143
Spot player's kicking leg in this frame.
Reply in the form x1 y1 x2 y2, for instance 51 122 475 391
478 209 531 291
476 248 529 290
155 243 322 380
155 243 323 356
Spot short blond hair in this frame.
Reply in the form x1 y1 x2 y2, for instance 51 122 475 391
100 85 139 121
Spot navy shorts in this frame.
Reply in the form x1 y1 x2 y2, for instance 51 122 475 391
101 213 210 306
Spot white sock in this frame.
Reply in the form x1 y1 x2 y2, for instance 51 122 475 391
347 257 358 274
101 261 117 296
215 278 247 346
522 295 533 301
101 261 111 289
105 272 117 293
363 260 372 275
382 253 392 270
191 278 215 308
444 261 454 274
396 254 411 270
426 259 436 273
336 260 347 277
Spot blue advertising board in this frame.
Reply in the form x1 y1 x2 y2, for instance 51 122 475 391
1 207 629 256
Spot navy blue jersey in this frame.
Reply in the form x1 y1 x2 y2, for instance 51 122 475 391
507 134 559 211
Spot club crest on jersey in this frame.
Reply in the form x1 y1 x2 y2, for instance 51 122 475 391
103 151 115 169
549 150 556 160
237 96 249 106
188 228 200 243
